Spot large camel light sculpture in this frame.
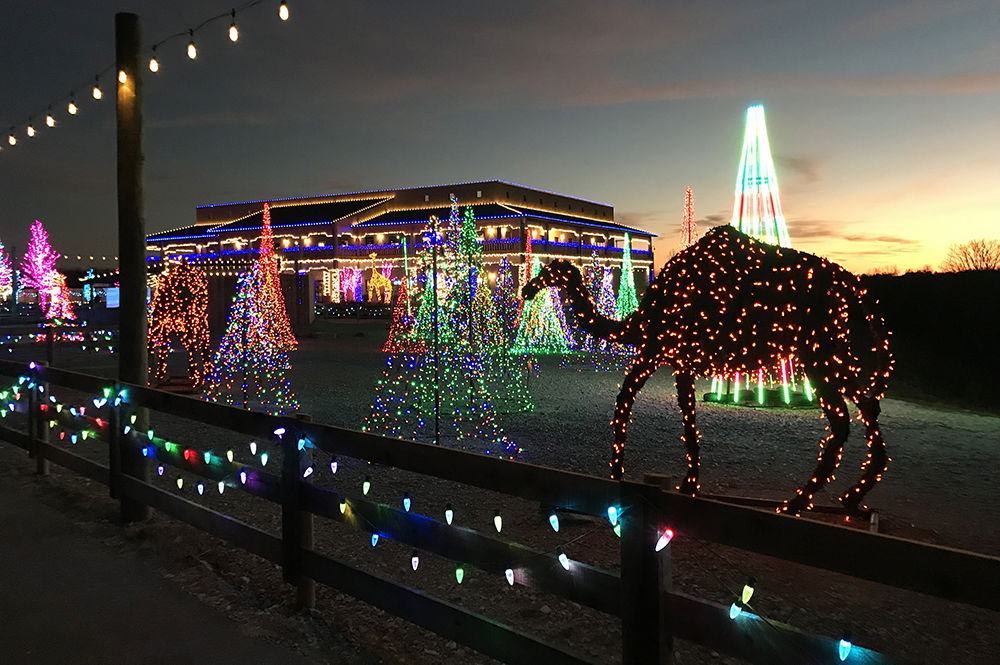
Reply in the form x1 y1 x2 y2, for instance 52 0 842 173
523 226 893 516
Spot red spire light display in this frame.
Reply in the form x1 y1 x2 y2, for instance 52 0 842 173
680 186 697 248
258 203 297 350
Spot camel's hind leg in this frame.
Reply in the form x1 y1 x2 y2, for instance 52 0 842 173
780 383 850 515
674 371 702 495
840 396 888 517
609 359 657 480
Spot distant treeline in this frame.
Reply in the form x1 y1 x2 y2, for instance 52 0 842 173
862 271 1000 413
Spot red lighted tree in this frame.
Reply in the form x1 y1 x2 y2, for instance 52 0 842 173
258 203 297 350
382 279 424 353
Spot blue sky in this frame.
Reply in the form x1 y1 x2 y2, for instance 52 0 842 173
1 0 997 272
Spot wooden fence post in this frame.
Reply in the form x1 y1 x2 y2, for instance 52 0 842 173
32 362 50 475
620 480 673 664
108 383 122 500
282 413 315 609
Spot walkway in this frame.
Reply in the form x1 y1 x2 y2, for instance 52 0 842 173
0 482 317 665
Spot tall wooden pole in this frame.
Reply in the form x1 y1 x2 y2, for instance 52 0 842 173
116 12 149 522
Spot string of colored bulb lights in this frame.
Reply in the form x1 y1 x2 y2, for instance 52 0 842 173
1 1 293 153
10 369 861 661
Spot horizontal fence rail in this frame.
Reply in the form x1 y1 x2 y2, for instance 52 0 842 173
0 358 995 665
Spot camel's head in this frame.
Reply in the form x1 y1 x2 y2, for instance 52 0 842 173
522 259 580 300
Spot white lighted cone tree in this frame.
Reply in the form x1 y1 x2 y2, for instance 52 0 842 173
708 104 813 406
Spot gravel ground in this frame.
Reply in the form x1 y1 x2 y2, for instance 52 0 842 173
3 321 999 665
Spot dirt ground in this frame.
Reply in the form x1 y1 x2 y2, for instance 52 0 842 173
2 321 999 664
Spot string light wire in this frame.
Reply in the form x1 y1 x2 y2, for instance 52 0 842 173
1 0 287 150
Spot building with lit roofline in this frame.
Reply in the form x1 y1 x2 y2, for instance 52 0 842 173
145 180 656 302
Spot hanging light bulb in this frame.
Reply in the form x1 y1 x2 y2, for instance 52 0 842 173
729 601 743 620
260 451 268 466
67 98 78 115
493 510 502 533
339 499 347 514
444 503 454 525
302 466 313 478
838 633 853 661
329 456 338 474
187 30 197 60
505 568 515 586
45 109 55 128
402 494 411 512
278 1 290 21
371 533 379 547
455 566 464 584
118 70 127 84
239 470 247 484
548 512 560 532
7 131 15 146
741 578 756 605
197 482 204 495
228 11 239 42
249 441 257 455
218 481 225 494
149 46 159 72
92 77 102 100
607 506 619 526
176 477 184 489
411 551 419 570
362 476 371 495
654 528 674 552
203 451 212 464
226 450 234 462
556 548 570 570
26 123 35 138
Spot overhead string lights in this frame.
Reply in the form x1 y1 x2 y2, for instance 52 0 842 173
1 0 293 153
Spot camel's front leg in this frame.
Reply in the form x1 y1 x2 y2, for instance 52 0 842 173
609 359 657 480
674 371 702 496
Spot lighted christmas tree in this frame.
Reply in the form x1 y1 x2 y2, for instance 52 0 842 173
258 203 297 350
616 232 639 319
148 262 211 387
204 263 298 415
706 103 813 406
45 272 75 320
381 278 424 353
680 186 698 248
472 280 532 413
730 104 792 247
0 240 12 301
20 220 60 312
511 232 572 354
364 200 523 453
492 257 520 344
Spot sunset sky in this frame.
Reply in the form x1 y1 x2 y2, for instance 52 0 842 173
1 0 997 273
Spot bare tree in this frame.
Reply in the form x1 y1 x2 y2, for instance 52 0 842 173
941 239 1000 272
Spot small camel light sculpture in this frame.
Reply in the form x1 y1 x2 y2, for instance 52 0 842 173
523 225 893 516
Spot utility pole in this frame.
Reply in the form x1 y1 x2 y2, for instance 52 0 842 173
116 12 149 522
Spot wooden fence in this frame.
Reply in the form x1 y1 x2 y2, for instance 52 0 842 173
0 358 997 665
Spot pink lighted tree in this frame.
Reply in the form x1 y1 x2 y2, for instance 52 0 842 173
20 220 60 292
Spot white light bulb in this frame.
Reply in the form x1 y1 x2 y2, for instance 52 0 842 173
411 552 419 570
92 83 102 100
505 568 515 586
45 114 55 128
26 125 35 138
229 22 239 42
7 134 15 146
187 39 197 60
67 100 78 115
278 1 290 21
149 56 159 73
118 70 127 84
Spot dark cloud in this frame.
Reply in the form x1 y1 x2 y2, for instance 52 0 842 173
776 155 820 184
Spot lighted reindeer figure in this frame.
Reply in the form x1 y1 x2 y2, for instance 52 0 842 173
148 262 211 388
366 252 393 303
523 226 893 516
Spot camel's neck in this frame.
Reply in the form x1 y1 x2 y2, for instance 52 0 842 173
558 268 635 344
